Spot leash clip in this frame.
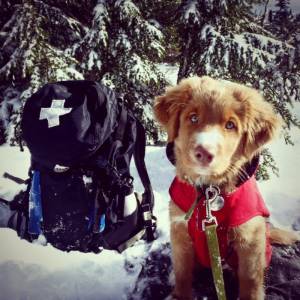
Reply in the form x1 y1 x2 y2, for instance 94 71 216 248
206 184 225 212
202 185 220 230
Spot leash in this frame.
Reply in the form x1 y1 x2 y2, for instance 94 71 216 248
203 186 226 300
185 184 227 300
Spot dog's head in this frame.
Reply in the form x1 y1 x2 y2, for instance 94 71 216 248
154 76 281 187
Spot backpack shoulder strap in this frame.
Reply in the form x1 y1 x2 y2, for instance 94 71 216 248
134 120 156 241
134 120 154 208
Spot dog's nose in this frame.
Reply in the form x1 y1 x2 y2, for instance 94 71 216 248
195 145 214 165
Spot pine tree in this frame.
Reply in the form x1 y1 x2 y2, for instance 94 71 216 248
293 29 300 71
0 0 168 145
73 0 168 143
71 0 109 81
135 0 182 63
0 0 86 144
177 0 300 178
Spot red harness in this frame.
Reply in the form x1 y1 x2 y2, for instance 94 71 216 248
169 176 272 268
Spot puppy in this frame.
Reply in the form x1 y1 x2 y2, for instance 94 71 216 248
154 76 299 300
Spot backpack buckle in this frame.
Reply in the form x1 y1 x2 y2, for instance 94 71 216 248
141 201 157 241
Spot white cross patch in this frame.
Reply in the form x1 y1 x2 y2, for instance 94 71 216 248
39 99 72 128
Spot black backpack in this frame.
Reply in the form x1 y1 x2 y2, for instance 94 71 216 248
6 80 156 253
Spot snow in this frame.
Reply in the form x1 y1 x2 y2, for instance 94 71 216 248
143 21 164 41
0 113 300 298
92 1 109 47
0 144 173 300
117 0 140 23
115 33 132 52
94 0 109 19
87 50 102 71
0 233 136 300
199 25 286 72
157 64 179 86
0 88 21 130
183 0 200 24
259 124 300 228
126 54 160 84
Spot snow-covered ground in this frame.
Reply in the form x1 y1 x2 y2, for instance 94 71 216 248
0 145 174 300
0 112 300 300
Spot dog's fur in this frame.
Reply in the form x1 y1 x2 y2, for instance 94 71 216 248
154 76 299 300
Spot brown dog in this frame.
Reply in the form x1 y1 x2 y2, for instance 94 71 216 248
154 76 299 300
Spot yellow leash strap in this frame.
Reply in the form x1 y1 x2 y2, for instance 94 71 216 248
205 222 227 300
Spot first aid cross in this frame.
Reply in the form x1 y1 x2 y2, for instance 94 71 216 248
39 99 72 128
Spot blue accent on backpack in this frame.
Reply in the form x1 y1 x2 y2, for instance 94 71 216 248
28 171 43 235
99 214 106 233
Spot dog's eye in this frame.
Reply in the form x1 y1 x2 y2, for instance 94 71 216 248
190 114 199 124
225 121 236 130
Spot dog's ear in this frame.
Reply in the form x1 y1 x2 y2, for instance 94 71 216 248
233 86 282 159
154 81 192 141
